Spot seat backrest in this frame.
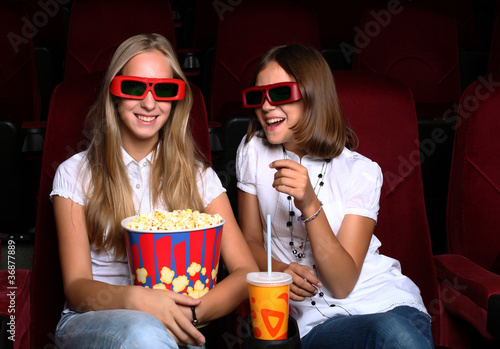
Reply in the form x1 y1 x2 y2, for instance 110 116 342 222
30 72 211 348
447 74 500 273
297 0 374 48
333 70 444 345
208 0 321 124
352 4 461 118
0 1 40 124
64 0 176 81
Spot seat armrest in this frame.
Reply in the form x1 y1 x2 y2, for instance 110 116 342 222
21 121 47 153
434 254 500 310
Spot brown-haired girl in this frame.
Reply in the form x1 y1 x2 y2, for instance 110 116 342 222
236 44 433 348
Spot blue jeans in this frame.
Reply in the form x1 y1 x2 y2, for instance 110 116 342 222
55 309 205 349
301 306 434 349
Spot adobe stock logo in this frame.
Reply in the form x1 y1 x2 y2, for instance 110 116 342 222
8 0 70 54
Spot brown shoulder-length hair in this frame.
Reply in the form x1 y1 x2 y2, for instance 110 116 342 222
245 44 357 158
83 33 208 259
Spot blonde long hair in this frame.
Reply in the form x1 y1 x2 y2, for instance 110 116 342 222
245 44 357 158
84 33 207 258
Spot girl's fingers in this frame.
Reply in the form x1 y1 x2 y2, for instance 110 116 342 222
166 315 205 347
290 280 317 297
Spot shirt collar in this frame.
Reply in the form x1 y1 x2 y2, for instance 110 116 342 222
282 147 332 165
121 147 155 166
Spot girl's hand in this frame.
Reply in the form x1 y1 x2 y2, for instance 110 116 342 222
281 262 322 301
132 287 205 346
269 159 319 216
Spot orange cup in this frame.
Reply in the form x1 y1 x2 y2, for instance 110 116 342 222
246 272 293 340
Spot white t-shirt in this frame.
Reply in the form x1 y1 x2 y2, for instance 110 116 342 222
236 134 428 338
51 148 226 313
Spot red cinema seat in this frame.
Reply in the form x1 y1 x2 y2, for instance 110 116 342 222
333 70 449 348
208 0 320 126
64 0 176 81
434 74 500 348
352 4 461 120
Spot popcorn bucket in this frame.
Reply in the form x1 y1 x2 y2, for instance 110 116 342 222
121 215 224 298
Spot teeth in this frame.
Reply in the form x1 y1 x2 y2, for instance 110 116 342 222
266 118 284 125
137 115 156 122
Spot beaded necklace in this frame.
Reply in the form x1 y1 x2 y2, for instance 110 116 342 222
282 147 351 318
282 146 329 259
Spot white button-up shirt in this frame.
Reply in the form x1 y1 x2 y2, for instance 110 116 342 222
51 148 225 314
236 134 428 338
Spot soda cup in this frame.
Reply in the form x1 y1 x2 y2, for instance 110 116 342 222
246 272 293 340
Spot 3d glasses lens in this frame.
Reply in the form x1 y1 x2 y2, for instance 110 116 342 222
121 81 147 96
154 83 179 98
245 90 264 106
268 86 292 103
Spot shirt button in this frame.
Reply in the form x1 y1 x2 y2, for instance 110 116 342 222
142 162 147 167
136 184 140 189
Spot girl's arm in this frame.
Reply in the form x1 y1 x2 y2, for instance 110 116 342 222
303 207 374 299
270 159 375 299
237 189 321 301
191 192 259 322
53 196 205 346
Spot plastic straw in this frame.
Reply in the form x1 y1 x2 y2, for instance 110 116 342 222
267 214 272 276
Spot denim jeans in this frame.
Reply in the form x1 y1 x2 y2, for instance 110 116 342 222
301 306 434 349
55 309 205 349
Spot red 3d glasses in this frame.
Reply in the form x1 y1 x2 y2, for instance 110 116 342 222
242 82 302 108
110 76 186 101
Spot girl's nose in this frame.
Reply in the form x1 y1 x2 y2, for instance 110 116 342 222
261 97 275 111
141 91 156 109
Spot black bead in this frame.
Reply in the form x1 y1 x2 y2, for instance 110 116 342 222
311 301 316 306
287 195 292 200
319 292 324 297
287 221 293 227
298 253 304 258
289 241 294 246
319 181 324 186
292 249 297 254
329 304 335 307
289 211 295 216
325 159 331 163
318 174 323 178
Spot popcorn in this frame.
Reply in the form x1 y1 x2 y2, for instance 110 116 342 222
187 262 201 277
160 267 175 284
172 275 189 293
126 209 223 231
187 280 209 299
152 283 167 290
211 263 219 280
136 268 148 284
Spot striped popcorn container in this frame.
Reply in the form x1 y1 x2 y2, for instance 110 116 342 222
121 215 224 298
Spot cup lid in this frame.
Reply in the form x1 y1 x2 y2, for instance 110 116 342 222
246 272 293 286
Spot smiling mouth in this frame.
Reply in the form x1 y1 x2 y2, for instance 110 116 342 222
266 118 285 126
136 114 158 122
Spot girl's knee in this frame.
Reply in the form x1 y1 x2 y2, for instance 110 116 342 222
370 313 432 349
